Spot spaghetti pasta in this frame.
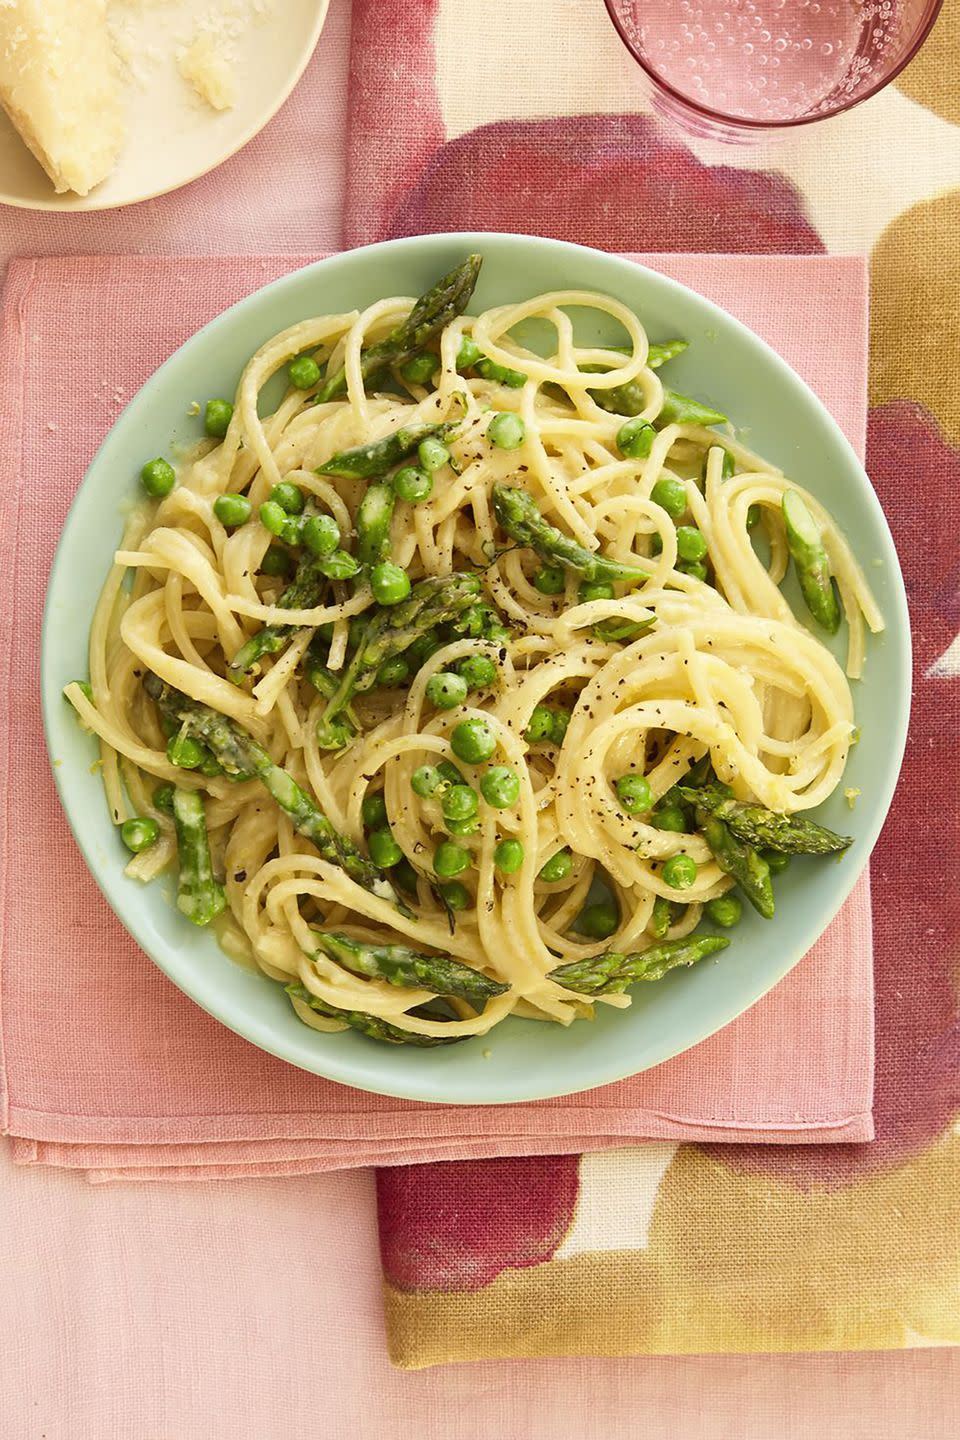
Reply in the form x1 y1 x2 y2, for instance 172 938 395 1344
66 258 882 1047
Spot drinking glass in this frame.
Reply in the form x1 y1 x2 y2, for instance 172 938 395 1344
604 0 944 139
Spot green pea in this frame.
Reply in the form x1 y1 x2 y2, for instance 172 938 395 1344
652 804 688 833
370 561 411 606
392 466 433 503
361 792 388 831
616 774 653 814
407 629 441 668
418 437 450 473
523 704 555 743
439 880 471 911
214 492 252 528
650 533 663 556
487 412 525 450
539 849 573 883
441 784 479 824
676 525 708 563
476 357 526 388
400 352 438 386
71 680 94 704
494 838 525 874
377 655 410 688
444 816 479 837
270 481 305 516
480 765 520 809
426 671 468 710
261 544 292 577
650 476 687 519
662 853 698 889
204 399 233 438
152 782 176 814
706 894 742 927
451 717 497 764
456 336 482 370
259 500 287 537
617 417 656 459
433 841 471 878
721 449 736 480
303 514 341 557
321 550 359 580
120 816 160 853
167 733 206 770
368 827 403 868
681 560 709 583
763 849 791 874
458 655 497 690
283 515 306 546
533 565 566 596
199 754 223 778
437 760 466 788
394 858 420 895
747 503 761 529
140 457 176 498
579 580 615 603
575 901 619 940
549 709 570 746
289 355 321 390
411 765 444 798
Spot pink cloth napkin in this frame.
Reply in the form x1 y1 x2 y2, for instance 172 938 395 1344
0 249 873 1182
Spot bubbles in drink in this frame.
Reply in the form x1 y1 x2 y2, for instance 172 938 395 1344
616 0 907 123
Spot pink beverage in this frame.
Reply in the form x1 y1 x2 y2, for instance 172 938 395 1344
605 0 943 133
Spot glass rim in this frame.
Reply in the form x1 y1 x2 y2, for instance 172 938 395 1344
603 0 945 131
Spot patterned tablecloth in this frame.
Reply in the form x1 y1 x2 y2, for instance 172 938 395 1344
338 0 960 1367
0 0 957 1429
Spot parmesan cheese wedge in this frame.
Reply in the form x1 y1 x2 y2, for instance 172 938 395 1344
0 0 125 196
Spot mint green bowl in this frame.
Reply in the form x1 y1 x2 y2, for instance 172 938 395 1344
41 233 910 1104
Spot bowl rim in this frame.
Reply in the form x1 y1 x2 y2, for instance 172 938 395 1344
602 0 946 133
40 231 912 1103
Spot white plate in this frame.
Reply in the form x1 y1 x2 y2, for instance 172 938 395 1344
0 0 329 212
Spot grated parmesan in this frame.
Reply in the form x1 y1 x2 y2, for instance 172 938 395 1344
177 29 236 110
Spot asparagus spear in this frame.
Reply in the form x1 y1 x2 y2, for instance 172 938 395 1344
316 255 483 404
287 983 463 1047
228 548 331 679
549 934 729 996
313 931 508 1010
145 676 404 909
316 420 456 480
647 340 689 370
581 340 689 416
657 388 727 428
171 787 226 926
356 482 396 566
681 784 852 854
649 895 674 939
695 809 775 919
492 485 649 586
303 649 358 745
315 572 483 746
782 490 841 634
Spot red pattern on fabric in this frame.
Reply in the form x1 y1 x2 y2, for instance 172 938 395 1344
377 1156 580 1292
381 115 824 254
345 0 445 247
